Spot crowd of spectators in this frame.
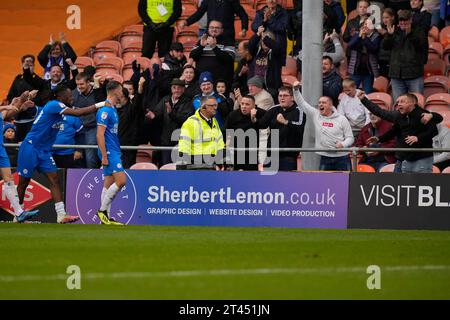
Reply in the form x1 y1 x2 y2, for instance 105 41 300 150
2 0 450 173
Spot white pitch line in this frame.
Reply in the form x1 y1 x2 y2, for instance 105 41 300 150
0 265 449 283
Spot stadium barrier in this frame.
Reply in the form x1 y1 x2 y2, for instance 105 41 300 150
0 169 65 223
348 173 450 230
1 145 449 229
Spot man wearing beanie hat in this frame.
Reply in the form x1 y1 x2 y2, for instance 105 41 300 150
159 42 187 97
192 71 232 129
156 78 194 165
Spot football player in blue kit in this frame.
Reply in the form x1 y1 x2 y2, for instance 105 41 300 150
16 85 105 224
96 81 127 226
0 92 40 222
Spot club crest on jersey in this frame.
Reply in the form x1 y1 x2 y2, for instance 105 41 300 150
101 112 108 120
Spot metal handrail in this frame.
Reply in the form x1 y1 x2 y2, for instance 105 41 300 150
4 143 448 172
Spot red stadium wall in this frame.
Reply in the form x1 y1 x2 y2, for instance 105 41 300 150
0 0 139 100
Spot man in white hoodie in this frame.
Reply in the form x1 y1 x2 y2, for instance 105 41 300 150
293 81 354 171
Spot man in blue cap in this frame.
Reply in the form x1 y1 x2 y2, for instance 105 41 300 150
192 71 232 129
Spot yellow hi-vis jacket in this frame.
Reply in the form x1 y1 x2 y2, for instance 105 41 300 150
145 0 174 24
178 110 225 156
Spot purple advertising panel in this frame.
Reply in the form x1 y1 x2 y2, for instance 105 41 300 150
66 170 349 229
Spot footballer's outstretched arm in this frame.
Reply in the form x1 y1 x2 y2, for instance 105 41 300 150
63 102 105 117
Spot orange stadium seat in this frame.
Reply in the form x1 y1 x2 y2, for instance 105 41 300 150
160 163 177 170
439 26 450 48
425 93 450 106
122 66 134 81
104 74 124 83
94 40 122 56
367 92 393 110
75 56 94 71
442 166 450 174
411 92 425 107
123 24 144 34
94 56 124 73
176 33 198 51
424 76 450 99
428 26 440 42
428 42 444 60
120 33 143 51
136 145 153 163
424 58 445 77
425 105 450 112
181 3 197 19
95 69 119 79
123 53 143 67
373 76 390 93
357 164 376 173
379 164 396 172
130 162 159 170
282 56 298 77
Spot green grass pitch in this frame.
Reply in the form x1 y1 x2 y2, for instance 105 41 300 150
0 224 449 299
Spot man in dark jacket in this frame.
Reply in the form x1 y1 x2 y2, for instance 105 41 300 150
411 0 432 32
383 10 428 101
225 95 266 171
251 86 306 172
179 0 248 46
190 20 236 90
72 72 104 168
252 0 289 66
7 55 42 142
7 55 41 103
159 42 187 97
322 56 342 106
232 40 252 96
117 87 145 169
138 0 182 59
248 27 283 103
325 0 345 32
158 78 194 166
358 91 442 173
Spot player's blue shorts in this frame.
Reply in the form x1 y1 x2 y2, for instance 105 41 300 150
17 141 57 178
0 146 11 168
99 151 124 176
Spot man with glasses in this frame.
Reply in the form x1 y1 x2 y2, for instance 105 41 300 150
250 86 306 171
179 0 248 47
190 20 236 90
178 96 225 170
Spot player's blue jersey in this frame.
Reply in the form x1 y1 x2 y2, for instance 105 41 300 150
52 115 83 156
0 115 4 147
96 105 121 154
24 100 67 151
